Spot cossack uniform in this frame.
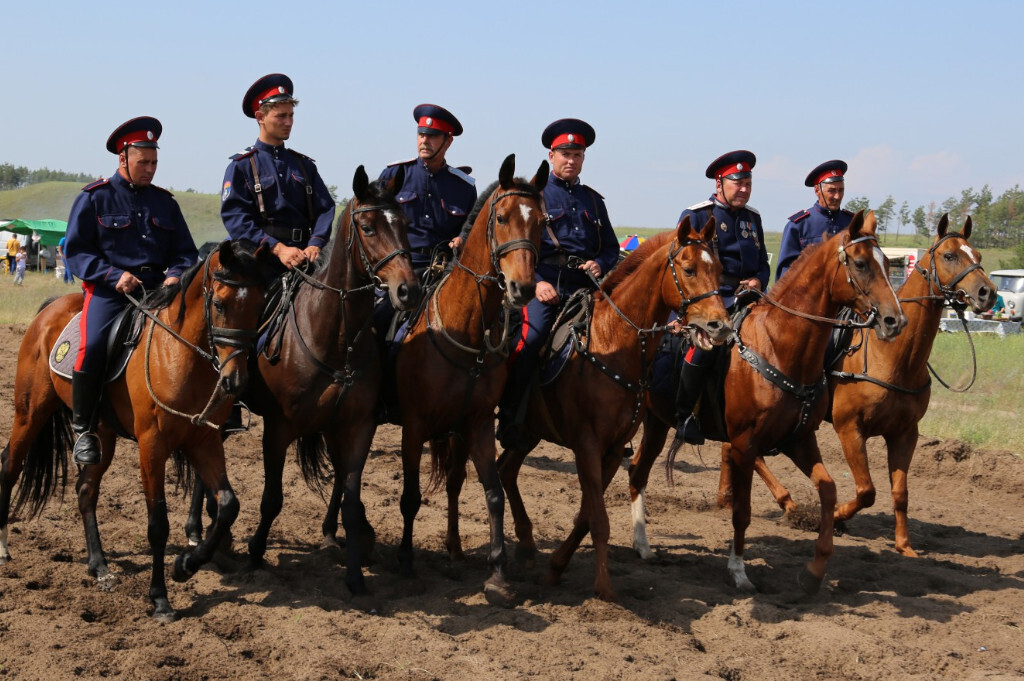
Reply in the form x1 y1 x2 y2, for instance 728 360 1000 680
220 74 335 255
378 104 477 271
64 116 199 465
775 160 852 282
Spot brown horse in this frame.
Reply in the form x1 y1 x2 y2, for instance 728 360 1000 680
707 214 995 557
189 166 419 600
0 241 276 620
627 210 906 593
495 216 732 600
392 154 548 606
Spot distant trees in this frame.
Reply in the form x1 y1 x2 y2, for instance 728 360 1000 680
0 163 97 190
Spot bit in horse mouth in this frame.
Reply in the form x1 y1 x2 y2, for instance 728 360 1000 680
690 326 714 351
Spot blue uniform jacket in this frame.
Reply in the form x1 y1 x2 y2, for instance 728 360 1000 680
65 172 198 288
679 196 769 306
775 203 854 282
378 159 476 267
537 174 619 292
220 140 335 249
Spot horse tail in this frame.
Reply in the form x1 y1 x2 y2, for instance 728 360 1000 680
425 436 456 496
170 449 194 497
12 405 73 519
296 433 331 497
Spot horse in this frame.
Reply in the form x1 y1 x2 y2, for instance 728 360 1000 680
0 240 276 621
495 215 733 600
390 153 548 606
704 214 995 557
186 165 420 601
626 209 906 593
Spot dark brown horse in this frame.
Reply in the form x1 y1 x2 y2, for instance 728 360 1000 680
0 241 276 620
192 166 419 600
703 214 995 557
627 210 906 593
392 154 548 606
495 216 732 600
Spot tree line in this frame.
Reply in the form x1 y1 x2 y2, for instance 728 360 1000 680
0 163 97 190
846 184 1024 267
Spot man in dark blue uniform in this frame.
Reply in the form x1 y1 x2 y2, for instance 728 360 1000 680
378 103 477 274
673 150 770 445
64 116 199 464
496 118 619 448
775 159 851 282
221 73 335 270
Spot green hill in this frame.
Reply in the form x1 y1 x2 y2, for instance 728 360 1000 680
0 181 227 245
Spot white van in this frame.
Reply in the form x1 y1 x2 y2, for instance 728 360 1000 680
990 269 1024 321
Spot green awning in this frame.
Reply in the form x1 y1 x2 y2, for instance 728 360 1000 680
4 218 68 246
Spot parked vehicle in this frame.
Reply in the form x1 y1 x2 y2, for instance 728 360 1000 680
990 269 1024 321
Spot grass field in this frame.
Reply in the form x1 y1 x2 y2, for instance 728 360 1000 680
2 268 1019 453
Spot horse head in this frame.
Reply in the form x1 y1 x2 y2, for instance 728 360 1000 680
468 153 548 307
667 215 731 349
836 210 906 340
349 164 420 310
921 214 996 313
204 240 278 396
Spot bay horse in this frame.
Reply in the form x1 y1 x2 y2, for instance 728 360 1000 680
0 241 276 621
188 166 419 601
708 214 995 557
627 210 906 593
391 154 548 606
495 216 732 600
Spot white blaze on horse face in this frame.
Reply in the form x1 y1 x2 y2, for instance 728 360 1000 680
960 244 978 263
519 204 533 224
873 246 900 297
701 250 714 266
385 210 397 227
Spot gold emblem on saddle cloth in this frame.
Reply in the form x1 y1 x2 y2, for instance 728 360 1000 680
55 340 71 363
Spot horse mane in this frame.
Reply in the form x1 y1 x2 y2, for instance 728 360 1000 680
770 239 825 301
601 230 674 294
317 178 401 273
462 178 542 237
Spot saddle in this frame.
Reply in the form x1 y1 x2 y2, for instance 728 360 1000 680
49 306 146 383
538 289 592 385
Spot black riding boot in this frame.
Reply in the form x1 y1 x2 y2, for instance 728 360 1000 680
71 370 103 465
496 367 532 451
673 360 709 446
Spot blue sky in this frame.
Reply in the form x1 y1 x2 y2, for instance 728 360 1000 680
6 1 1023 232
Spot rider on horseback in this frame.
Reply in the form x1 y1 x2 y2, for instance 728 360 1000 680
63 117 199 465
775 159 852 282
497 118 619 449
672 150 770 446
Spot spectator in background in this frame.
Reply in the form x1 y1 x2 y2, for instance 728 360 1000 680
13 246 27 285
57 235 74 283
5 233 18 276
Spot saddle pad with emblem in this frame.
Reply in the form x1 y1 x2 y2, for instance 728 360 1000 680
49 310 142 383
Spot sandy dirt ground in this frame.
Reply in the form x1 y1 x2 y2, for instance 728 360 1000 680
1 320 1022 681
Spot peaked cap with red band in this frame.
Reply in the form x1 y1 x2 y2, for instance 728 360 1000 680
804 159 848 187
542 118 596 150
413 104 463 136
705 150 756 180
243 73 296 118
105 116 162 154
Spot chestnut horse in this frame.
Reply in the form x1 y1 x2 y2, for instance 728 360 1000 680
711 214 995 557
627 210 906 593
495 216 733 600
188 166 419 600
0 241 276 620
391 154 548 606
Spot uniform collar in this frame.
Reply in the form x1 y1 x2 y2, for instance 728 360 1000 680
419 158 448 174
111 170 146 192
551 173 581 189
254 139 287 154
812 202 836 219
712 195 740 214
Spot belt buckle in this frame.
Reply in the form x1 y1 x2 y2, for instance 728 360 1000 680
292 228 304 242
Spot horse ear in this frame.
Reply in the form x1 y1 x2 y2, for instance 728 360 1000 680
388 163 405 195
699 216 716 243
937 213 949 237
499 153 515 189
848 209 866 238
353 165 370 202
963 215 973 239
217 239 235 267
532 160 549 191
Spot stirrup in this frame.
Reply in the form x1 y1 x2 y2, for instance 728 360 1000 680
676 414 706 446
220 403 249 435
73 432 101 465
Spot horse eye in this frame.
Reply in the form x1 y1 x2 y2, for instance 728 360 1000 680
684 267 696 277
360 221 376 236
213 299 226 315
496 214 507 225
943 252 955 261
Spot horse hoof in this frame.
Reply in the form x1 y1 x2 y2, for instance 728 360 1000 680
172 553 196 583
484 578 516 608
151 599 176 623
595 589 618 603
798 567 824 595
350 593 382 615
96 572 118 591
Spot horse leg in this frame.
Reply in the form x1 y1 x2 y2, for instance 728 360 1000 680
247 427 290 570
321 478 344 550
184 479 215 547
136 438 175 621
627 414 670 560
496 440 539 565
753 456 798 513
324 427 376 598
786 436 837 595
173 440 239 584
438 436 467 561
464 425 513 607
833 420 876 523
717 442 733 509
724 444 757 592
885 427 919 557
398 428 425 577
76 428 117 586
